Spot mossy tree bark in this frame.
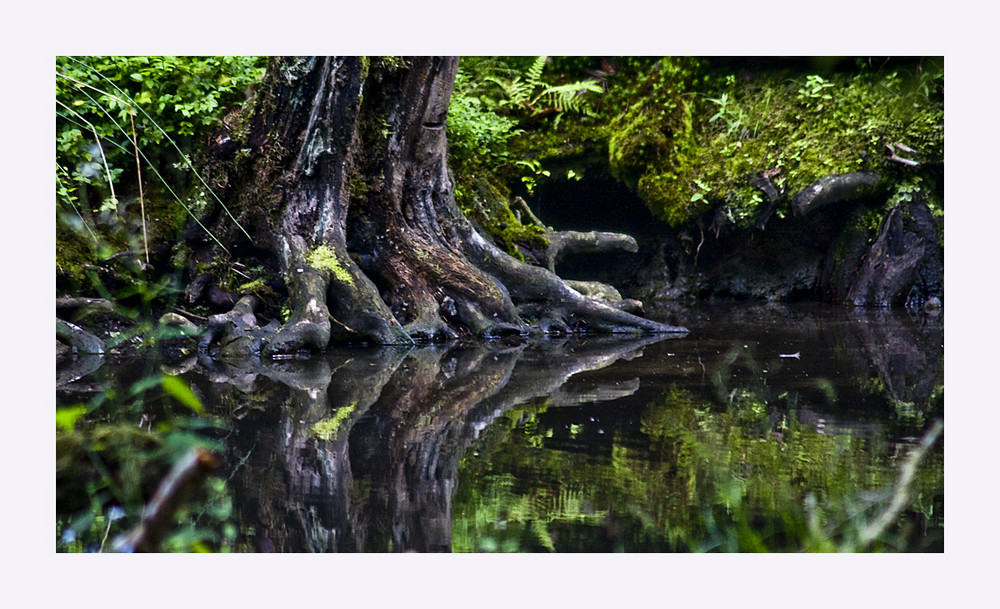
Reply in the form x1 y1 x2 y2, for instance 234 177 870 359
207 57 685 355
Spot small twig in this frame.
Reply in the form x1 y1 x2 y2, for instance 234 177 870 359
174 307 208 321
511 196 546 228
130 112 149 265
327 312 360 335
231 267 252 281
98 515 113 553
885 143 920 167
694 218 705 268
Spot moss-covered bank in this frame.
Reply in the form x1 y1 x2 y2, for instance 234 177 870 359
447 57 943 309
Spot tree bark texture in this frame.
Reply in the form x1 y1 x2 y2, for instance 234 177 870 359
204 57 685 356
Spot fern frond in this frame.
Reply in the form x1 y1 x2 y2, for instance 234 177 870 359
483 58 603 116
534 81 603 115
507 78 535 106
484 75 533 107
526 56 548 89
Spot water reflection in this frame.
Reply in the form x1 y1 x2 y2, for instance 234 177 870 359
56 304 943 552
207 335 671 552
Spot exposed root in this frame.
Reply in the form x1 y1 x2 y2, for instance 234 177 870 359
56 318 105 354
542 230 638 273
263 267 331 356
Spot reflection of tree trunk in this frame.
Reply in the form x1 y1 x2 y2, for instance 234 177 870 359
349 345 523 551
217 335 667 552
222 348 406 552
847 308 943 409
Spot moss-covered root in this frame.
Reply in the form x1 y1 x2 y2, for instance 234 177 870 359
56 318 105 354
304 244 414 345
200 295 262 358
791 172 882 217
454 218 687 335
263 266 332 357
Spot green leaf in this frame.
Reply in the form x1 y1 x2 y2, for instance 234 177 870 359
56 405 88 432
129 73 143 82
162 376 204 414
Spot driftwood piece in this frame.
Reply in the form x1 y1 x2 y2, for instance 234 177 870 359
112 447 221 553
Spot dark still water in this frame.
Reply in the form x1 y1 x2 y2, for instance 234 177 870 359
56 304 943 552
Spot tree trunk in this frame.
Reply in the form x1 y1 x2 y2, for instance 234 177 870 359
202 57 686 356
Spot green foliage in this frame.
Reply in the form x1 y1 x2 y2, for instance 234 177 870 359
447 58 554 259
484 56 603 122
453 348 943 553
162 376 205 415
56 56 265 182
57 370 235 552
56 56 264 284
447 64 522 176
607 59 943 228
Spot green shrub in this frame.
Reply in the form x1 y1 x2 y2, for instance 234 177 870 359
56 56 266 212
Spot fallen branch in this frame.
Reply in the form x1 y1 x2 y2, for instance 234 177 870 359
112 447 221 553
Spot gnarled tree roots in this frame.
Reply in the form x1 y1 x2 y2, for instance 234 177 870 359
191 56 687 360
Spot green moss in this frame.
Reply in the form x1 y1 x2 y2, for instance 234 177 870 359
454 175 548 260
447 57 942 238
604 60 943 228
236 277 278 298
306 244 353 284
309 404 356 441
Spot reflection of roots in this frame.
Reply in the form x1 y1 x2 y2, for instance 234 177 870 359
220 334 670 552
